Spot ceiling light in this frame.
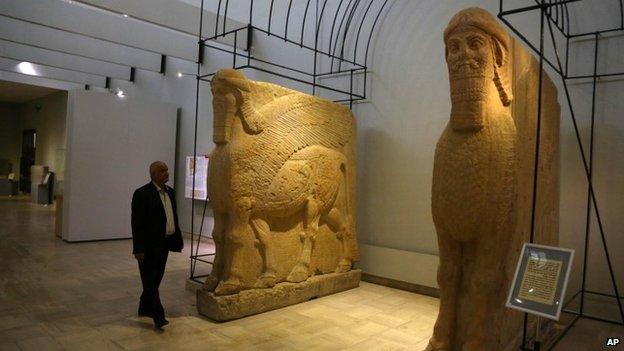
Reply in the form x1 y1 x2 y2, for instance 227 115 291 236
177 72 183 77
17 62 37 76
111 88 126 97
122 13 129 18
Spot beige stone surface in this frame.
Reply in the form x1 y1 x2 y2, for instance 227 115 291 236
428 7 560 351
202 70 358 305
198 270 361 321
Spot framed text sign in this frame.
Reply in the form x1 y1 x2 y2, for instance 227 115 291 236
185 156 208 200
506 243 574 320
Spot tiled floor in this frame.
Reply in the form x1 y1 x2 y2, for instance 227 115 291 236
1 196 622 350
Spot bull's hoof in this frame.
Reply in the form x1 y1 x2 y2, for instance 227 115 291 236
335 259 352 273
286 265 309 283
214 279 242 296
253 273 277 289
203 274 219 291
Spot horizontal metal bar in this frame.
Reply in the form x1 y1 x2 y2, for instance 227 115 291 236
334 97 366 103
585 290 624 300
499 0 581 17
201 25 248 43
562 308 581 315
316 68 368 78
579 313 624 325
192 257 214 265
192 253 215 258
566 71 624 79
569 27 624 39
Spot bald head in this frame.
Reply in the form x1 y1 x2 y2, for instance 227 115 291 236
150 161 169 187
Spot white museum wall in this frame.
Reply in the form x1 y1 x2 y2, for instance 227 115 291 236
63 90 177 242
18 91 68 177
0 103 20 174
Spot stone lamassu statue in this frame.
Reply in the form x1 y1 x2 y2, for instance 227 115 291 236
429 8 517 351
204 69 358 297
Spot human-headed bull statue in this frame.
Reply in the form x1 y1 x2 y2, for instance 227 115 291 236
204 69 358 296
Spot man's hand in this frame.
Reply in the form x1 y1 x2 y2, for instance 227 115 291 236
134 253 145 262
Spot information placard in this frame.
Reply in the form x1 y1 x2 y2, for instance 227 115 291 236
506 243 574 320
185 156 208 200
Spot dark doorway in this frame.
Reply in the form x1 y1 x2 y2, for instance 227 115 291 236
19 129 36 193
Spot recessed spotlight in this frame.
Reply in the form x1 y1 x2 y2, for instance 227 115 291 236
111 88 126 97
177 72 183 77
17 62 37 76
122 13 129 18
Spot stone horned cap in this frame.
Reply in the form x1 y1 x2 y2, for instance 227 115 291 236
444 7 509 51
211 68 250 92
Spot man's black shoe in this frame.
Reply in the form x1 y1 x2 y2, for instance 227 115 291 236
154 318 169 329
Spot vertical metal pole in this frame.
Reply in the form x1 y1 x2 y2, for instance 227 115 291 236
534 317 542 351
190 0 205 279
349 68 354 109
312 0 318 96
233 31 238 68
580 33 599 316
247 25 253 66
523 2 546 349
565 36 570 78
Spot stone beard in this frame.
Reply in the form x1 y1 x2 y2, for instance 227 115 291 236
446 26 508 131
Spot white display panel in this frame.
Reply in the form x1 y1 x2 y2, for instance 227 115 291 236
185 155 208 200
506 243 575 320
63 90 177 241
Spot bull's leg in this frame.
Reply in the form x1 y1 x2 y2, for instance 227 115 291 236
215 197 254 295
203 211 228 291
426 233 461 351
325 207 351 273
250 218 277 288
461 235 507 351
287 197 321 283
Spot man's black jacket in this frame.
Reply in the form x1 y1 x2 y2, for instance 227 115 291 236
131 182 183 254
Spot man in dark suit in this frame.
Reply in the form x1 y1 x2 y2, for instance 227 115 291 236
131 161 183 329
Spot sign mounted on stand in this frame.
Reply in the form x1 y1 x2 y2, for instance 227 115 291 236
506 243 574 320
185 155 208 200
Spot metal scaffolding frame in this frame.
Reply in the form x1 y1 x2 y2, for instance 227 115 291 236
499 0 624 350
187 0 394 285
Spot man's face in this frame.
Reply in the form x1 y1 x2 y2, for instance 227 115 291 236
153 163 169 185
445 28 494 103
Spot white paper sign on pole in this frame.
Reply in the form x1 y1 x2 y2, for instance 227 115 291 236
185 156 208 200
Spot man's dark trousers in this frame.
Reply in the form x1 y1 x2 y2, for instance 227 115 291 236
138 246 168 320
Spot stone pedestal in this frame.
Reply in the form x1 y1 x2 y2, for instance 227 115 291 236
197 269 361 322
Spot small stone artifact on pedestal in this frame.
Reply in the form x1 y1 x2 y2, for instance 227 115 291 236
428 8 560 351
197 69 359 321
